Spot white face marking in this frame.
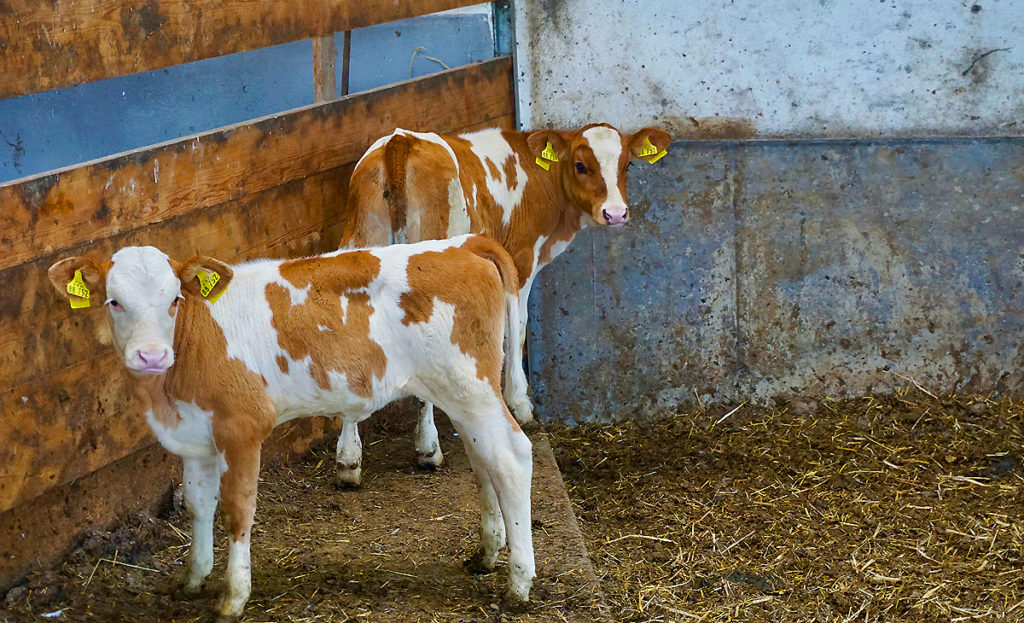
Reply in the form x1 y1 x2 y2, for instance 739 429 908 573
106 246 181 374
582 126 628 222
464 128 527 226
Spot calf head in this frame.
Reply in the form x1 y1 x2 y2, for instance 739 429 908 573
527 124 671 226
48 246 232 376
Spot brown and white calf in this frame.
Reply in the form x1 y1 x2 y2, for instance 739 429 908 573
335 123 671 485
48 235 533 620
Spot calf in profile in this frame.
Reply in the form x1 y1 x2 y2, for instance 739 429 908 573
335 123 671 486
48 234 533 621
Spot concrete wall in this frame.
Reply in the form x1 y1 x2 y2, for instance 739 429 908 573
528 138 1024 424
513 0 1023 138
515 0 1024 422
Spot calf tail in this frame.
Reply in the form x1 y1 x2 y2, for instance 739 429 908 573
383 132 412 236
461 235 534 425
462 234 519 297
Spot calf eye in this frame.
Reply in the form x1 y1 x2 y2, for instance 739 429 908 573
108 300 122 311
575 162 587 174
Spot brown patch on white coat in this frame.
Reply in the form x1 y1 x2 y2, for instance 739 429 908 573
47 234 533 620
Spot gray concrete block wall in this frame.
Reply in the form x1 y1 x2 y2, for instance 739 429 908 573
528 138 1024 424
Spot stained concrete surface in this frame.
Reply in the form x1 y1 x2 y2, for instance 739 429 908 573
514 0 1024 139
528 138 1024 424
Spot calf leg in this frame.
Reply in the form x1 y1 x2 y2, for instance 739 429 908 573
216 444 261 621
445 399 535 605
504 291 534 425
462 444 506 573
335 419 363 488
182 455 221 594
414 401 444 469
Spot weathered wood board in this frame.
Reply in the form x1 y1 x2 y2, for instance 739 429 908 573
0 0 483 99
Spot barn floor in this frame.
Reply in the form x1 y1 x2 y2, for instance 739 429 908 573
0 414 605 623
550 390 1024 622
4 390 1024 622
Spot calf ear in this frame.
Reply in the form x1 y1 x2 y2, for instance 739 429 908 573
178 256 234 304
628 127 672 161
527 130 570 161
48 257 107 310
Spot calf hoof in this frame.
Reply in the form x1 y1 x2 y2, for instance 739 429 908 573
335 463 362 489
500 591 531 614
180 581 204 597
512 402 536 428
416 446 444 471
463 549 497 575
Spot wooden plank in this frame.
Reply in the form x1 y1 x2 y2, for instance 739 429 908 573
0 165 351 513
0 444 180 589
0 58 515 274
0 414 343 588
313 35 338 103
0 0 484 99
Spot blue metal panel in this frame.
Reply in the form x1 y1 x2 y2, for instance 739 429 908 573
528 138 1024 424
0 41 313 184
340 14 494 95
0 12 495 184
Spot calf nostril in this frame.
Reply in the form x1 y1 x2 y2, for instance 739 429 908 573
139 350 166 365
602 209 611 223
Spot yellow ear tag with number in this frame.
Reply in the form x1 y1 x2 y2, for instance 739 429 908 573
648 149 667 164
536 140 559 171
638 136 661 158
196 269 225 304
541 141 559 162
66 269 91 309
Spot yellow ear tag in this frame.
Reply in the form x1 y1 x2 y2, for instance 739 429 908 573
535 156 551 171
648 148 668 164
638 136 660 158
541 140 559 162
66 269 91 309
196 269 225 304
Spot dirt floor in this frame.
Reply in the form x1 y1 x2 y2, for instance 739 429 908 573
0 414 603 623
549 390 1024 622
4 390 1024 622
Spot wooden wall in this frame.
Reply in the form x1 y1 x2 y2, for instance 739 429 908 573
0 0 514 587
